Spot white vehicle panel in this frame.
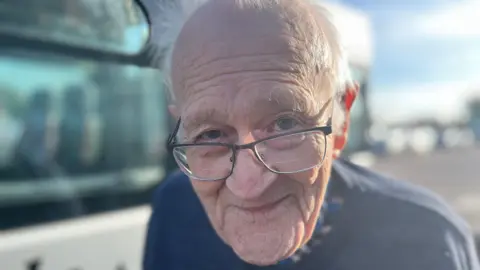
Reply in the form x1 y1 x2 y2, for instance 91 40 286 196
0 206 151 270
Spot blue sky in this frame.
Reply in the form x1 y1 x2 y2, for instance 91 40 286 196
336 0 480 123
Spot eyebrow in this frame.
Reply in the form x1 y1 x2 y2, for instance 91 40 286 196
181 88 332 132
263 87 330 117
182 107 229 133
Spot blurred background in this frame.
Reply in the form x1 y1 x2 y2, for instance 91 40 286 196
0 0 478 269
339 0 480 243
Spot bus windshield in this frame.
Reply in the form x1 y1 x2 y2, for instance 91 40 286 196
0 0 149 54
0 51 169 231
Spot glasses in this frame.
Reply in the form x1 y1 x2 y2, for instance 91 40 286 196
167 119 332 181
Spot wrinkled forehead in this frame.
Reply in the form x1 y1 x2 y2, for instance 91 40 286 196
171 1 328 92
170 0 334 128
180 84 331 132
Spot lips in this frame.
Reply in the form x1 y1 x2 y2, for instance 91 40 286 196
238 195 290 213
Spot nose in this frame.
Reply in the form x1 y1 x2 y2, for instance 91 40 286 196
226 149 277 200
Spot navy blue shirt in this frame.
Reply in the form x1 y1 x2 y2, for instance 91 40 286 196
143 159 480 270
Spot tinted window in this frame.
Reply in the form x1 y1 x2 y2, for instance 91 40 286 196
0 51 169 230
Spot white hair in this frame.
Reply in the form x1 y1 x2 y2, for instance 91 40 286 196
149 0 353 134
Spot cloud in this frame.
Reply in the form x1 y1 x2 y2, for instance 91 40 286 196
413 0 480 38
383 0 480 42
367 0 480 88
370 80 480 124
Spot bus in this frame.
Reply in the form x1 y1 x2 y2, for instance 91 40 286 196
0 1 374 270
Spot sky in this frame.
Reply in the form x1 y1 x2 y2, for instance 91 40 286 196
336 0 480 123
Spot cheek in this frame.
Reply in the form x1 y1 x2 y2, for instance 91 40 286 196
190 179 223 203
288 159 331 212
190 179 225 230
289 158 330 187
285 164 331 245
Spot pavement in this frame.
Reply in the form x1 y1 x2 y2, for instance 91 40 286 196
370 145 480 235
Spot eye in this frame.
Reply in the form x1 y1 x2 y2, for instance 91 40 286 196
195 129 225 142
270 116 301 133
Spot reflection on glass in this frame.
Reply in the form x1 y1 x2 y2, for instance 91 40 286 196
0 51 168 230
0 0 149 54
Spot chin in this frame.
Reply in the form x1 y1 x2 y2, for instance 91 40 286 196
227 223 304 266
233 243 293 266
240 254 285 266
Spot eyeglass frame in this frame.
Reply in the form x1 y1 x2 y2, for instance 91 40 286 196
167 118 333 180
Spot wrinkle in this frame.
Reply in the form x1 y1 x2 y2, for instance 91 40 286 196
183 68 302 96
189 52 292 71
188 51 300 71
188 69 296 89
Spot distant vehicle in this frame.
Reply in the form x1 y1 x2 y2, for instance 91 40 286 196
468 97 480 141
0 1 374 270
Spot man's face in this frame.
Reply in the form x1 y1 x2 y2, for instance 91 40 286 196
170 1 336 266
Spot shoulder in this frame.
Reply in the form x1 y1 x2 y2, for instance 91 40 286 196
144 170 241 270
150 170 208 227
331 159 480 270
333 158 470 232
143 171 202 269
152 170 198 208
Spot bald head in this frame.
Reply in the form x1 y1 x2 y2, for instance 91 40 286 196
170 0 340 105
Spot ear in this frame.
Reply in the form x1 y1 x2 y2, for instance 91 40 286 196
332 83 359 159
168 104 179 119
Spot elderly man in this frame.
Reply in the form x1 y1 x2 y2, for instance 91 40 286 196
143 0 480 269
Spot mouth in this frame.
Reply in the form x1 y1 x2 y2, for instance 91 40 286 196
238 195 290 213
